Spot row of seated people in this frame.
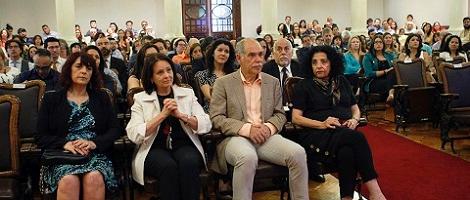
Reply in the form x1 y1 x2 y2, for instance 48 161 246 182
1 27 466 198
10 27 466 199
0 37 127 108
0 39 389 200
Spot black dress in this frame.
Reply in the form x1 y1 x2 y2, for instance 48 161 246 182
292 76 378 198
369 60 396 99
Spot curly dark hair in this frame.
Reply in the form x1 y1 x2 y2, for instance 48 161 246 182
141 53 181 95
404 33 423 58
304 45 344 79
133 44 159 79
60 52 103 91
441 35 464 54
205 39 235 74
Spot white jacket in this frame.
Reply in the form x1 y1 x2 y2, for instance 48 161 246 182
126 85 212 185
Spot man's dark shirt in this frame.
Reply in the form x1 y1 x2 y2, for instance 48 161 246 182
14 69 61 91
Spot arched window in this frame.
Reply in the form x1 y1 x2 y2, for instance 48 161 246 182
183 0 241 39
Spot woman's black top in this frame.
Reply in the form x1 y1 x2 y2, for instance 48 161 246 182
292 75 356 121
151 90 191 150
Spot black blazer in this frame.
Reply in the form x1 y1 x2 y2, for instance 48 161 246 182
36 89 121 154
110 57 128 94
262 59 306 81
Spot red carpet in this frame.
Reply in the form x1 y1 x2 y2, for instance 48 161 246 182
359 125 470 200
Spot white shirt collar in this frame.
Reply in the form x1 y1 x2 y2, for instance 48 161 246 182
9 58 22 68
105 56 111 68
277 64 292 77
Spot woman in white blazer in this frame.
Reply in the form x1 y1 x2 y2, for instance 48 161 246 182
126 53 211 200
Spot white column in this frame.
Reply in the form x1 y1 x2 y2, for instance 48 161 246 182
260 0 280 38
350 0 368 36
448 0 468 34
163 0 185 39
55 0 75 43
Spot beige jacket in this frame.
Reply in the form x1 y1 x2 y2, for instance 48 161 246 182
209 70 286 174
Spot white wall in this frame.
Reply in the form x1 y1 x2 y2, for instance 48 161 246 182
277 0 353 30
241 0 385 38
384 0 450 27
75 0 166 36
0 0 58 36
367 0 384 22
241 0 261 37
0 0 468 38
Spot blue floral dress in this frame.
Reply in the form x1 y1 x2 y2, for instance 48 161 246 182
40 100 117 194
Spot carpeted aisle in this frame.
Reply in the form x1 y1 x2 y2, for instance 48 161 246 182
359 125 470 200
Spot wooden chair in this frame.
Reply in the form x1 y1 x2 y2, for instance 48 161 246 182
180 64 193 85
437 62 470 153
392 59 439 132
0 95 21 200
435 56 466 82
0 80 46 197
0 80 45 143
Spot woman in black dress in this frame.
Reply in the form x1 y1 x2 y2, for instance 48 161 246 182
291 46 386 200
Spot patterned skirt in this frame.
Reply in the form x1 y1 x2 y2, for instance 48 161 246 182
40 153 118 194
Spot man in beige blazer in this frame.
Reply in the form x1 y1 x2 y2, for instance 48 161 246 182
210 38 309 200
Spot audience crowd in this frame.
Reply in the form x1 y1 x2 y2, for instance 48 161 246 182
2 14 470 200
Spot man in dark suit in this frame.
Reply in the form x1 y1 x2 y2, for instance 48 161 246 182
284 16 294 34
14 49 61 91
262 38 306 105
296 35 314 66
5 39 30 72
96 37 128 95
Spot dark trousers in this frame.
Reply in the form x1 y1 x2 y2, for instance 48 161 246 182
369 71 396 100
300 128 378 198
144 145 203 200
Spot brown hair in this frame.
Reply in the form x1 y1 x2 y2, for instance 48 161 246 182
59 52 103 91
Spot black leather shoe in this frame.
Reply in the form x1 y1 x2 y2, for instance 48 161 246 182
309 174 326 183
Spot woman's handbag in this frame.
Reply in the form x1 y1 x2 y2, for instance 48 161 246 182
41 149 90 166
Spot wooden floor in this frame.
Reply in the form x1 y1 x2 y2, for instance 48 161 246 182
251 110 470 200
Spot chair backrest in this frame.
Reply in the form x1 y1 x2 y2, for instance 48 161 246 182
190 76 205 107
0 95 20 177
452 56 466 64
0 80 45 141
438 62 470 108
126 87 144 107
180 64 193 84
285 76 304 107
394 59 427 88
